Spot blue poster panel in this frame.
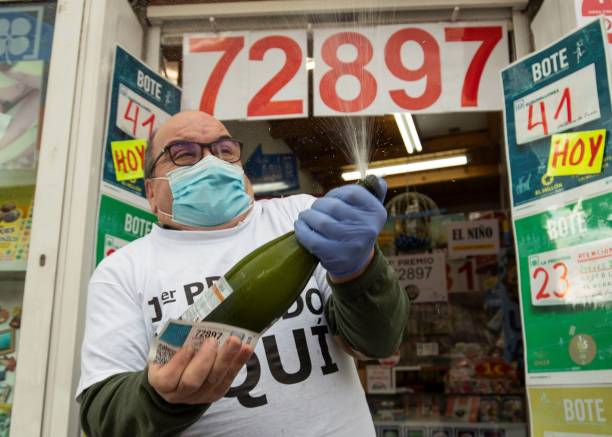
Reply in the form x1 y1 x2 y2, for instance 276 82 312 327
102 46 181 198
501 19 612 207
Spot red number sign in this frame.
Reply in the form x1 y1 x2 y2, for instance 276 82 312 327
182 23 507 120
183 30 308 120
531 262 572 303
315 22 508 116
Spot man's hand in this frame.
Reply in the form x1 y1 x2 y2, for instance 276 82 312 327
148 336 253 405
294 177 387 281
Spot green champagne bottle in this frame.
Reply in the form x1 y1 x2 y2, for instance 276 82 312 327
204 231 318 332
182 175 383 334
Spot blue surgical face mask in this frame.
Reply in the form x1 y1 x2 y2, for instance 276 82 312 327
153 155 252 228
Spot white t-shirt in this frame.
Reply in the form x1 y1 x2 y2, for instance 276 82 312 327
77 195 375 437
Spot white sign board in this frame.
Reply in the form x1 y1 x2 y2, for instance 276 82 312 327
528 237 612 306
447 219 500 258
387 253 447 302
183 30 308 120
314 22 508 116
366 365 395 394
513 64 600 145
182 22 508 120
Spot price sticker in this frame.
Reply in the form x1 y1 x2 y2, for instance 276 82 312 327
513 63 600 145
116 84 171 139
528 237 612 306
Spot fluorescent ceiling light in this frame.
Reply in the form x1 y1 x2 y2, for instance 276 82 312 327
394 112 422 154
306 57 315 70
252 181 290 193
341 154 468 181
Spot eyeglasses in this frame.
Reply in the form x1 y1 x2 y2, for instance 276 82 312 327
150 138 243 174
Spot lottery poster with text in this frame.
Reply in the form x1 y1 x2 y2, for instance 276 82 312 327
182 22 508 120
528 386 612 437
501 19 612 213
501 19 612 386
95 194 156 265
102 46 181 199
514 192 612 385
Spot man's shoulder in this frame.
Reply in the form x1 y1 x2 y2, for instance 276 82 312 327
259 194 316 216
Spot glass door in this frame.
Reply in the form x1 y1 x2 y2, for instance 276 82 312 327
0 2 55 434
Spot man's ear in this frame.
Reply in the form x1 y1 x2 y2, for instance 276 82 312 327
145 179 158 213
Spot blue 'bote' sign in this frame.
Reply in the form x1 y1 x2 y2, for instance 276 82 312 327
501 19 612 208
102 46 181 199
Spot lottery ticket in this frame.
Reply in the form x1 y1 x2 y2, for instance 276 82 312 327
148 319 259 365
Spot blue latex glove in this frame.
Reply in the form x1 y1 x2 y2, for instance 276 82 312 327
295 177 387 278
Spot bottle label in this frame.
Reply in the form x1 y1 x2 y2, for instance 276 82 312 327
181 276 234 322
148 319 259 365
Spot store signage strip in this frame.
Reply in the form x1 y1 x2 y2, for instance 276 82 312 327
182 22 508 120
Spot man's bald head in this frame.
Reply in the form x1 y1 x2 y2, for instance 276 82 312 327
144 111 230 179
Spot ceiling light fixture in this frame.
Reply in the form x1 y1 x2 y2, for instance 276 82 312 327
394 112 422 154
341 154 468 181
252 181 291 194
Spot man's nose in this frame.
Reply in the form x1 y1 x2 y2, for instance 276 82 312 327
202 146 213 158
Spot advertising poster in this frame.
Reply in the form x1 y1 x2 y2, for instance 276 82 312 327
387 253 447 302
501 18 612 387
447 219 500 258
102 46 181 199
501 19 612 215
0 185 33 270
0 4 55 171
528 386 612 437
243 145 299 195
514 192 612 383
95 194 156 265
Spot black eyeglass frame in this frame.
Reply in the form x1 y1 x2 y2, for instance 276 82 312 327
150 138 244 175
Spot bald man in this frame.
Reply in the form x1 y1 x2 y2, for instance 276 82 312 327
78 111 408 437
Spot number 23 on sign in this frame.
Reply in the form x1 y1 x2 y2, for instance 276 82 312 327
530 261 572 306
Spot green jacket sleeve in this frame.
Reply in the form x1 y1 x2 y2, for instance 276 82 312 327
325 245 408 358
80 369 207 437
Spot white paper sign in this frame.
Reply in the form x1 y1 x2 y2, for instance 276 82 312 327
528 237 612 306
182 32 249 120
366 365 395 394
182 23 508 119
182 31 308 121
314 22 508 115
446 258 480 293
246 30 308 120
447 219 500 258
513 64 600 145
387 253 447 302
116 84 172 139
